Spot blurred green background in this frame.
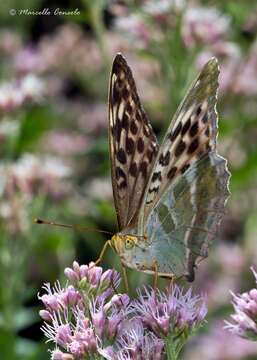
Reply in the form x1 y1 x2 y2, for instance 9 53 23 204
0 0 257 359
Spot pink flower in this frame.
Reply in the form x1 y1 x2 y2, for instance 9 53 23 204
131 285 207 337
225 267 257 340
233 40 257 96
40 262 207 359
182 7 230 48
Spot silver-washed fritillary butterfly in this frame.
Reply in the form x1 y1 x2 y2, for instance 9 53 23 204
102 54 230 282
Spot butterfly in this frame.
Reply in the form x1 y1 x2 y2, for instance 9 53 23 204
101 53 230 282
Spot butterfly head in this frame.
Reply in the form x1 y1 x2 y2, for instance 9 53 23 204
110 234 138 261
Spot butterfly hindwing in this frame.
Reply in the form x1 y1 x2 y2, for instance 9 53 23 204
143 152 229 280
109 54 159 230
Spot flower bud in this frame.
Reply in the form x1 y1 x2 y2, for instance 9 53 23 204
64 268 79 283
39 309 52 321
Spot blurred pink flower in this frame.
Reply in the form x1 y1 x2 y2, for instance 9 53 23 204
143 0 185 15
77 103 107 133
182 7 230 48
0 29 22 56
42 131 90 156
195 42 241 92
1 154 72 199
234 41 257 96
0 74 45 111
184 321 257 359
225 267 257 340
38 24 103 75
114 14 150 48
14 47 45 74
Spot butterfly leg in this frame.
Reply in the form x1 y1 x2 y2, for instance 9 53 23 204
93 240 111 266
121 263 129 293
153 260 159 292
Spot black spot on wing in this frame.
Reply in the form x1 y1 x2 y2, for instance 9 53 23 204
139 161 148 178
169 122 182 141
152 171 162 182
181 164 190 174
181 117 191 136
175 140 186 157
126 137 135 155
129 162 138 177
122 113 129 130
205 127 210 137
117 148 127 164
189 121 198 137
149 186 159 194
159 151 170 166
167 166 177 179
202 113 208 124
196 105 202 116
188 138 199 154
137 137 144 153
116 166 126 179
130 120 138 135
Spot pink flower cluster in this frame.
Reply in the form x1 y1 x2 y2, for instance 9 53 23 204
225 267 257 340
0 74 45 112
39 261 207 360
1 154 71 199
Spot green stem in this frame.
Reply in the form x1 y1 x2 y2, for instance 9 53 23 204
82 0 108 66
164 332 188 360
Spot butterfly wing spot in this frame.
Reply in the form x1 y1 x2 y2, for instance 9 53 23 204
116 166 126 180
187 138 199 154
189 121 198 137
159 151 171 166
181 164 190 174
139 161 148 178
117 148 127 164
205 127 210 137
121 113 129 130
196 105 202 116
125 137 135 155
169 122 182 141
130 120 138 135
152 171 162 182
129 162 138 177
137 137 145 153
175 140 186 157
167 166 177 179
202 113 208 124
181 117 191 136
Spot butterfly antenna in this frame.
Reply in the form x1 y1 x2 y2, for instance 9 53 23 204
34 218 113 236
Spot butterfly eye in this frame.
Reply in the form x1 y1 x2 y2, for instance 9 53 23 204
125 237 135 250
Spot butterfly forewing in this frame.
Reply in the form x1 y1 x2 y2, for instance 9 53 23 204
138 58 220 228
109 54 159 230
